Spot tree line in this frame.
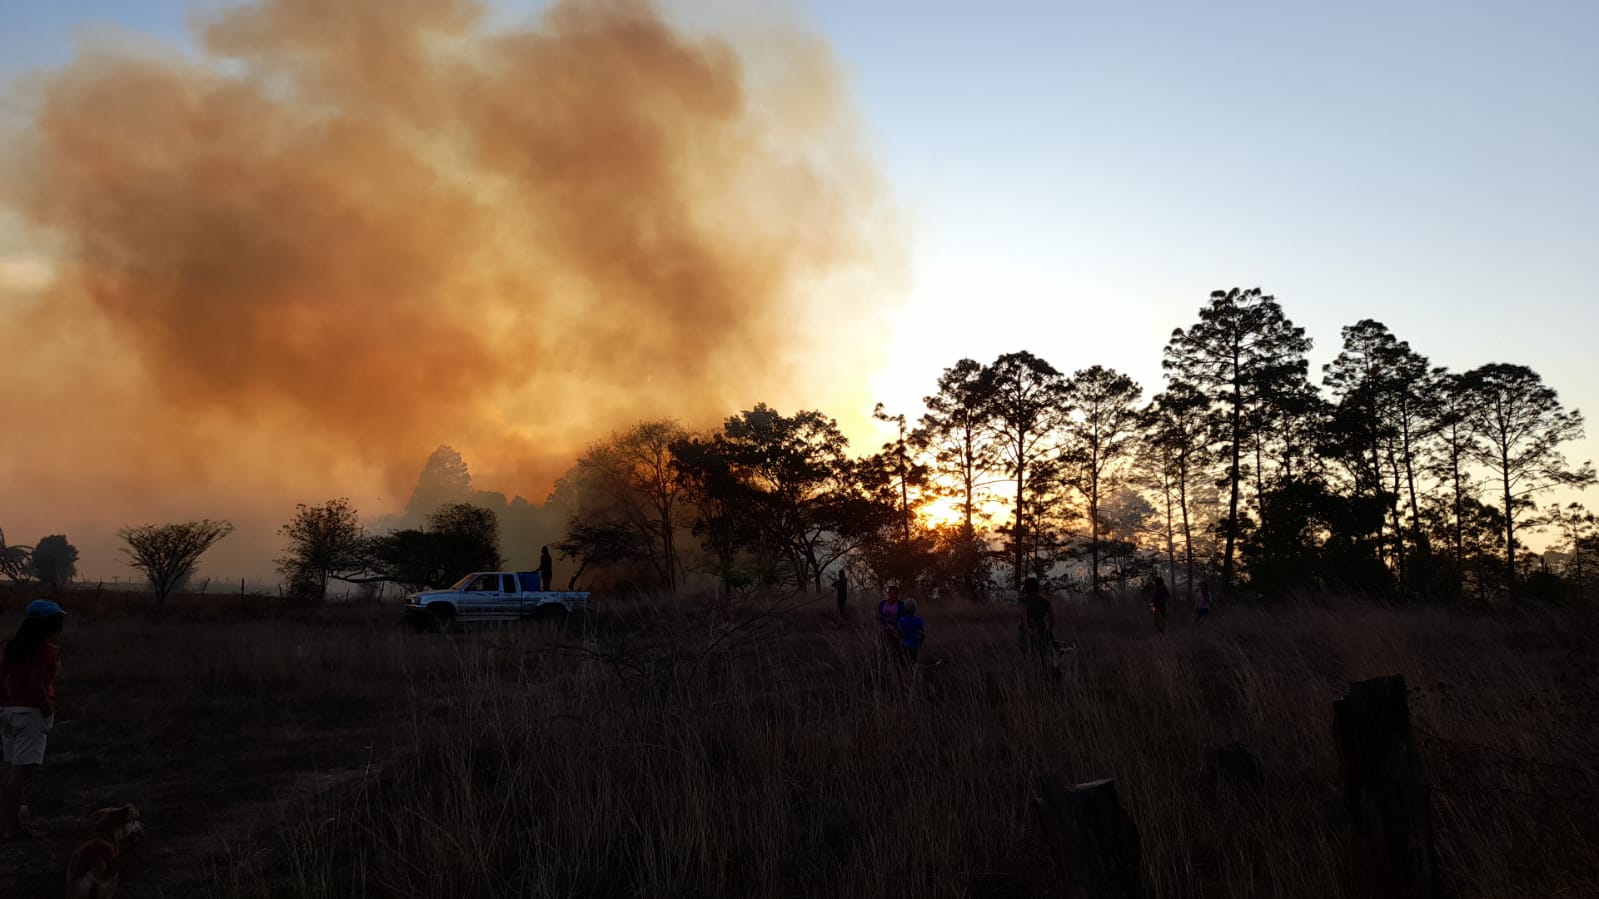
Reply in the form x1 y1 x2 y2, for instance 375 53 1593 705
557 287 1595 603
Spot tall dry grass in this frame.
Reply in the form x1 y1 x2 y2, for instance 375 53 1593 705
15 589 1597 898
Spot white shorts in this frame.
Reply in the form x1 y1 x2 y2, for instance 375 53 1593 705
0 707 52 766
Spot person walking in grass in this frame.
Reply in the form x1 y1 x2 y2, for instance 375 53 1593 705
1149 575 1170 634
1194 580 1214 622
895 598 926 665
876 583 908 655
1018 577 1055 668
834 569 848 617
1 599 66 841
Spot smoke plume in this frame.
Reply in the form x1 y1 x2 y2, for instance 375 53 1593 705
0 0 898 577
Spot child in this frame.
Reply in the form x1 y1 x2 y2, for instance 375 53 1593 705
1 599 66 840
876 583 907 653
896 599 926 665
1194 581 1214 622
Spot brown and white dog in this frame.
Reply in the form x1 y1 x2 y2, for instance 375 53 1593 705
65 804 142 899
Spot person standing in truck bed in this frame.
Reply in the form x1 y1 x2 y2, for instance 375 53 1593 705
540 546 555 591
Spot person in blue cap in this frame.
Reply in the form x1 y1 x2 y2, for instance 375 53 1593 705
1 599 66 840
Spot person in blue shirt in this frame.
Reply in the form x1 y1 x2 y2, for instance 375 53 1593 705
896 598 926 665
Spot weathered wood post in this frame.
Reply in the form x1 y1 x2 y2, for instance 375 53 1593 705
1333 674 1441 899
1034 776 1145 899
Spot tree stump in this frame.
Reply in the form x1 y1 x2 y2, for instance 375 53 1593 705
1034 776 1145 899
1333 674 1442 899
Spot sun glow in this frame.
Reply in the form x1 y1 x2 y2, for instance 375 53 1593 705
915 495 968 529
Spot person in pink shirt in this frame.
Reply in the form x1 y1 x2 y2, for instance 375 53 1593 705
1 599 66 840
876 583 907 654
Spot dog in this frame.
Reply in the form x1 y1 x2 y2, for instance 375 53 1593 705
65 804 142 899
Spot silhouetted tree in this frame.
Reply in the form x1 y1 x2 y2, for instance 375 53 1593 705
1546 502 1599 601
427 503 503 571
556 522 650 590
1163 288 1312 588
1458 363 1595 598
672 433 760 596
1143 383 1212 596
916 358 1000 596
1421 371 1481 588
978 351 1070 590
0 530 32 585
1323 320 1439 585
1060 365 1143 595
717 404 866 591
849 446 933 587
366 505 501 591
276 498 368 601
119 520 234 609
873 403 924 552
568 420 690 591
29 534 78 594
402 445 474 521
367 530 453 591
1242 477 1389 597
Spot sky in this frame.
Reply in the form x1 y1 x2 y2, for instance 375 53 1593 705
1 0 1595 579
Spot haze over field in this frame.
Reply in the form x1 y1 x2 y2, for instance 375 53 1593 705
0 0 900 577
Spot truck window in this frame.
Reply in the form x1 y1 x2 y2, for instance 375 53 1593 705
469 574 497 592
500 574 518 593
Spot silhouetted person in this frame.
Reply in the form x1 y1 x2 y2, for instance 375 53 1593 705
877 583 907 655
1149 575 1170 634
2 599 67 840
1194 580 1213 622
539 546 554 593
896 598 926 665
834 570 848 616
1019 577 1054 668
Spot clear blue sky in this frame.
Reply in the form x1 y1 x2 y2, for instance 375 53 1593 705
4 0 1597 452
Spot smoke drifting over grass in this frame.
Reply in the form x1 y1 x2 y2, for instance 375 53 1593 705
0 0 898 576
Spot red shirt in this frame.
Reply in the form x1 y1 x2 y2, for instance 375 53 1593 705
0 642 60 716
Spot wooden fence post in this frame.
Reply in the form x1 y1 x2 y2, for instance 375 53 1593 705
1333 674 1441 899
1034 776 1145 899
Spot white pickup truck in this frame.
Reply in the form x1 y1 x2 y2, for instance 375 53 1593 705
404 571 589 630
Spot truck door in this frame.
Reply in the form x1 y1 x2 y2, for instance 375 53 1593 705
463 573 503 616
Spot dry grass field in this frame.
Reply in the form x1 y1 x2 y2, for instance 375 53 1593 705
1 587 1595 898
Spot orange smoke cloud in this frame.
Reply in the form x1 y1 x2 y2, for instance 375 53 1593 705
0 0 899 578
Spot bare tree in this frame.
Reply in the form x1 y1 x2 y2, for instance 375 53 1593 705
569 420 689 591
119 519 234 609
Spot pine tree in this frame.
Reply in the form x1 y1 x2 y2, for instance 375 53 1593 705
1163 288 1312 588
1060 366 1143 595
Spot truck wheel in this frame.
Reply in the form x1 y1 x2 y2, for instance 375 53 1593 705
429 604 457 633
